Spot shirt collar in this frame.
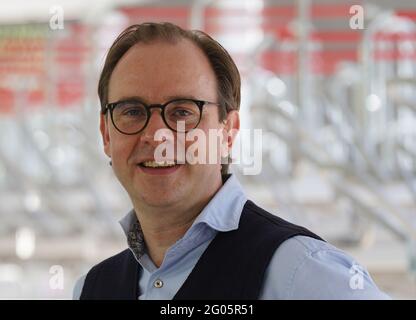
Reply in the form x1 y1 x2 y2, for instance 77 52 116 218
119 174 247 259
188 174 247 232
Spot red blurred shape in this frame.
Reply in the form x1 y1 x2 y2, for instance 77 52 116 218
119 6 190 18
0 88 14 113
57 81 84 107
396 10 416 20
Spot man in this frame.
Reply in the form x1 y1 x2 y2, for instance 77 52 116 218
73 22 389 299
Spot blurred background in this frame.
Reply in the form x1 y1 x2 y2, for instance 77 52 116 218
0 0 416 299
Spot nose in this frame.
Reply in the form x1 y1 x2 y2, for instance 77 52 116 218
140 108 170 145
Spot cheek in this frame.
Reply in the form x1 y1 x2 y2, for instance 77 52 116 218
109 131 137 161
184 124 224 165
203 117 226 158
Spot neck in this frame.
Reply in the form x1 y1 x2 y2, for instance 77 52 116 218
133 175 223 268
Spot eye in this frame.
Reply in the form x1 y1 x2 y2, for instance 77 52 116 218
115 102 146 118
167 100 199 119
172 109 193 117
123 108 145 116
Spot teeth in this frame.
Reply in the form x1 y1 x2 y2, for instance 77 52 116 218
141 160 176 168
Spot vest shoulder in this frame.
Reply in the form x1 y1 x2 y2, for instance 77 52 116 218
87 248 132 275
243 200 323 241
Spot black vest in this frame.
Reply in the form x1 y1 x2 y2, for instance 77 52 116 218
80 200 323 300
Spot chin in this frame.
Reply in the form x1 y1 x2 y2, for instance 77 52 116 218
136 183 184 204
141 193 181 208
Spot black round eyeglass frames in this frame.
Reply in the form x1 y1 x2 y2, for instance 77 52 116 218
103 98 220 135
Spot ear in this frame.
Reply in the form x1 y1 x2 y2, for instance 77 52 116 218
221 110 240 157
100 113 111 158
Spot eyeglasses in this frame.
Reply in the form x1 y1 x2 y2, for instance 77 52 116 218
103 98 220 135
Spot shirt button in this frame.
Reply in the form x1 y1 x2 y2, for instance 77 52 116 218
154 279 163 288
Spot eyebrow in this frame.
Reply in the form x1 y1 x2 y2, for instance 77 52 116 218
113 94 200 104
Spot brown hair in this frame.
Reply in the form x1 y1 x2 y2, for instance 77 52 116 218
98 22 241 176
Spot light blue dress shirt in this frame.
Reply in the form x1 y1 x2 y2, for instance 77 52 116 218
73 174 390 300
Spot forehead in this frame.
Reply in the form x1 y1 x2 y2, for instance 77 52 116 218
108 38 217 103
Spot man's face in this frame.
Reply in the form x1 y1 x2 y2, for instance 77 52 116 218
100 39 237 210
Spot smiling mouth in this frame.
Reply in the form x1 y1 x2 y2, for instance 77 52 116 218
138 160 178 168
